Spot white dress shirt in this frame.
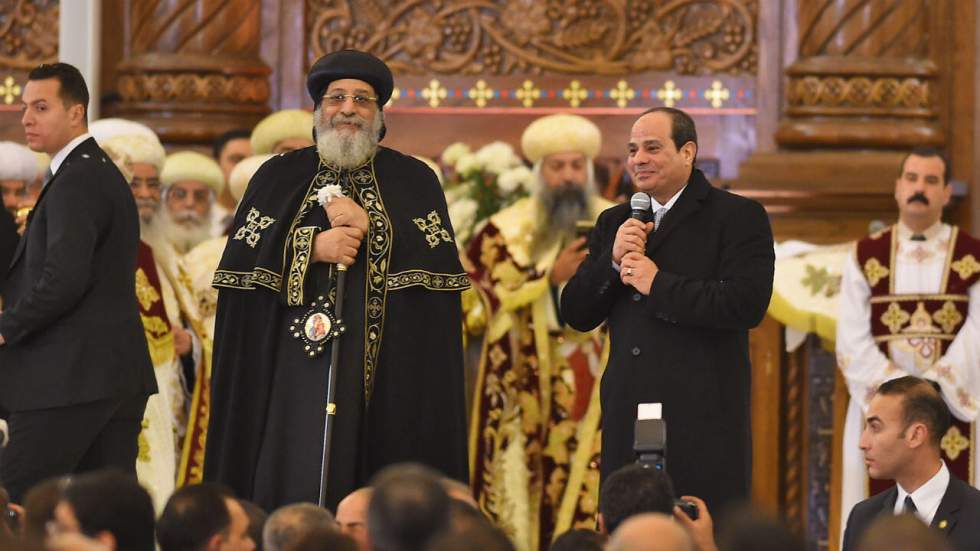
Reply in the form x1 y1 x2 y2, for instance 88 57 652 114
894 461 949 525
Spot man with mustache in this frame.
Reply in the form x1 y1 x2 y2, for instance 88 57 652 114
836 147 980 536
205 50 470 512
466 113 613 548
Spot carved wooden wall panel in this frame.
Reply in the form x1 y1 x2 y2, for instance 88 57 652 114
306 0 758 77
300 0 760 180
107 0 271 144
776 0 940 149
0 0 58 142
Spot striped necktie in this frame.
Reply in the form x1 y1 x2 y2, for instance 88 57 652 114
653 207 667 231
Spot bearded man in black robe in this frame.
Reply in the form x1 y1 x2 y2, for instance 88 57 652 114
204 50 470 511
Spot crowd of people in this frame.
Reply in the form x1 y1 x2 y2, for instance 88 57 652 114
0 46 977 551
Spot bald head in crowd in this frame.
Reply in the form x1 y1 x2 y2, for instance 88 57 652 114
607 514 694 551
263 503 336 551
336 488 372 551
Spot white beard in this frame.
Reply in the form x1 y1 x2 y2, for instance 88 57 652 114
151 206 212 254
314 107 383 169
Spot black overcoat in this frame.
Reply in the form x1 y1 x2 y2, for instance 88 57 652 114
560 168 774 513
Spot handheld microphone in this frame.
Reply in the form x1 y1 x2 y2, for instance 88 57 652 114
630 192 651 222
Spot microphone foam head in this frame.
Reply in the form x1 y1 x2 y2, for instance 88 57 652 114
630 192 651 211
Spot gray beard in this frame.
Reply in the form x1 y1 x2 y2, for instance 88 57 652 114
537 183 590 236
152 206 212 254
530 183 590 258
314 107 383 169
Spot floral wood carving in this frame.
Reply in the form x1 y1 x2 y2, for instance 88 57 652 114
307 0 757 76
0 0 58 69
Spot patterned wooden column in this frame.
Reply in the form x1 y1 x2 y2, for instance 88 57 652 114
0 1 59 141
733 0 957 244
110 0 270 144
776 0 939 148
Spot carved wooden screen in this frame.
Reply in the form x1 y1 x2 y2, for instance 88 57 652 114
302 0 759 177
0 1 58 141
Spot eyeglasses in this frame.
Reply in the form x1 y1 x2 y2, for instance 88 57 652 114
323 93 377 106
168 187 212 202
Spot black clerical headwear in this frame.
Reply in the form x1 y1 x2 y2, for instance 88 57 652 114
307 50 394 109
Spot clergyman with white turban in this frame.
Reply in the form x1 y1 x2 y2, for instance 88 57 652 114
466 113 614 548
158 151 225 255
89 117 190 510
0 141 41 214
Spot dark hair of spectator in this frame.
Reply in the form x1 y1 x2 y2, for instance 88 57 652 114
548 528 606 551
599 464 676 534
157 483 234 551
897 147 951 185
281 525 358 551
368 464 452 551
27 63 90 124
715 507 805 551
240 499 268 551
21 477 69 544
639 107 698 161
423 524 516 551
855 513 953 551
876 376 952 447
213 129 252 160
62 470 156 551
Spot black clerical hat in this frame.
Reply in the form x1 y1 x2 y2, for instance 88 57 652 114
307 50 394 109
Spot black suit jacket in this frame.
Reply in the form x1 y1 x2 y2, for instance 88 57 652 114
0 137 155 412
842 476 980 551
560 169 774 513
0 208 17 290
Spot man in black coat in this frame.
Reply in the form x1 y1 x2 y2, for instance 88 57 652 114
560 107 774 514
0 63 156 502
841 376 980 551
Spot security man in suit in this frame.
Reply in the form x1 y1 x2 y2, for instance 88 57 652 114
560 107 775 514
842 376 980 551
0 63 156 502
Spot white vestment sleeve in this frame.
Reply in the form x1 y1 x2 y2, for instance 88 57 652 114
923 281 980 421
836 250 894 412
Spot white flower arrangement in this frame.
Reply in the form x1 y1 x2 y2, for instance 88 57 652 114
496 165 534 193
316 184 344 206
447 197 479 245
441 142 472 167
474 141 522 175
454 153 482 176
439 141 532 249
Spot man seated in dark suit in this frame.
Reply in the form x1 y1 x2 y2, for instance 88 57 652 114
0 62 155 503
842 376 980 551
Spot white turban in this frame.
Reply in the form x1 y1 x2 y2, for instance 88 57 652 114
228 154 273 203
0 141 41 182
521 114 601 163
161 151 225 195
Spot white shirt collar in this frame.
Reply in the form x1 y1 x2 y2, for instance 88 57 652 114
649 185 687 212
48 132 91 178
896 220 944 242
894 461 949 525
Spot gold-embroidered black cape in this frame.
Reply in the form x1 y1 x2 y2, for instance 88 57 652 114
204 146 470 511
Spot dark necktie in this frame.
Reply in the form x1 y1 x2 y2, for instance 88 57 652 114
653 207 667 231
910 234 926 241
904 495 918 515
